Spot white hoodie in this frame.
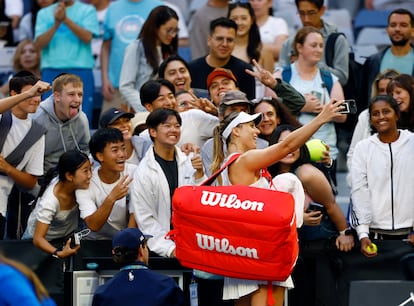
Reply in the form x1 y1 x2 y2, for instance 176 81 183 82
350 130 414 239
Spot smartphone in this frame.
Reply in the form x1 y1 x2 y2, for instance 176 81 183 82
307 202 325 214
311 90 322 101
339 99 357 114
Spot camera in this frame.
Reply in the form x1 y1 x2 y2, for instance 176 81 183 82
339 99 357 114
67 229 90 248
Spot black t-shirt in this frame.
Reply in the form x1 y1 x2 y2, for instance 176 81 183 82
154 150 178 200
188 55 256 100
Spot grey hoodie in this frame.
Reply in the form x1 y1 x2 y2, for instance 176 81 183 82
32 96 90 174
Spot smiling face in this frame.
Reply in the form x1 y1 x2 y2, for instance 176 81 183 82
163 60 192 92
11 84 41 119
97 141 127 172
209 76 238 106
145 85 176 112
157 18 179 46
370 100 399 134
108 116 133 141
208 26 236 62
70 159 92 190
254 101 281 138
53 82 83 121
390 85 411 113
387 13 413 47
229 6 252 38
297 31 323 64
233 120 260 151
149 114 181 147
277 130 300 165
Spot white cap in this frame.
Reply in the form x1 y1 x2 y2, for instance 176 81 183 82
222 112 262 140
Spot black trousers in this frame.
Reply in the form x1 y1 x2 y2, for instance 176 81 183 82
6 184 35 239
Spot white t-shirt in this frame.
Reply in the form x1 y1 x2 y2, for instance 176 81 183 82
5 0 23 17
76 163 137 240
282 63 340 159
91 7 108 68
0 114 45 215
179 109 219 148
24 178 80 241
259 16 289 45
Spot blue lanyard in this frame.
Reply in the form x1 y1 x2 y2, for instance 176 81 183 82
120 264 148 272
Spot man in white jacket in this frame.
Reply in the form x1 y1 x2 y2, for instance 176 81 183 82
130 108 206 257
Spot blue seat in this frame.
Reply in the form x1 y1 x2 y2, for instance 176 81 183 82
178 46 192 63
353 9 391 38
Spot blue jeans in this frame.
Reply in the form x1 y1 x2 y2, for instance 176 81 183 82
299 215 338 241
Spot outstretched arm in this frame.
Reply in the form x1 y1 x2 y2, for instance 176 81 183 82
84 176 132 232
0 81 50 114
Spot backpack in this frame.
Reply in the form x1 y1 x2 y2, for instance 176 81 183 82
282 65 333 94
325 32 362 102
0 110 47 239
0 110 47 169
325 32 362 135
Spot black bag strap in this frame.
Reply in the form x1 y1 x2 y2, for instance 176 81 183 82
325 32 344 67
5 120 47 168
201 153 241 186
0 110 13 152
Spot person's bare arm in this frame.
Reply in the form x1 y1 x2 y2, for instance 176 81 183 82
0 81 50 114
0 157 37 189
84 176 132 231
100 40 115 101
33 221 80 258
62 16 93 44
35 21 60 50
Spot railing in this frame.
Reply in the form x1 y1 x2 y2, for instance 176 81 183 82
0 239 412 306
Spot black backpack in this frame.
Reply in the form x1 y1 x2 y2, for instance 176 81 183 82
0 110 47 239
325 32 362 141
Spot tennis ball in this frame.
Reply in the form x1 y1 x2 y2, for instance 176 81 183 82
366 243 378 254
305 139 326 162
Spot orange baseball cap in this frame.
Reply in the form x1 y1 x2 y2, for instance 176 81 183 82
206 68 238 89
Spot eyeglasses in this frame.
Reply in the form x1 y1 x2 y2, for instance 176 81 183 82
297 10 319 17
166 27 179 36
212 36 235 44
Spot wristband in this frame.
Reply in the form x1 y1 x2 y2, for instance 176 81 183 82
52 249 60 259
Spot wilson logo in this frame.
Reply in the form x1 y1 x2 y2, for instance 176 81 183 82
200 191 264 211
196 233 259 259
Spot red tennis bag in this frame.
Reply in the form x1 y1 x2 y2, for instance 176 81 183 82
168 154 299 281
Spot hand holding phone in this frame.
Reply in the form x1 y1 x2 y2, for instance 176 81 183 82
339 99 357 114
311 90 322 101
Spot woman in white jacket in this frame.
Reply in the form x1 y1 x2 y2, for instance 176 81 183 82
350 95 414 258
